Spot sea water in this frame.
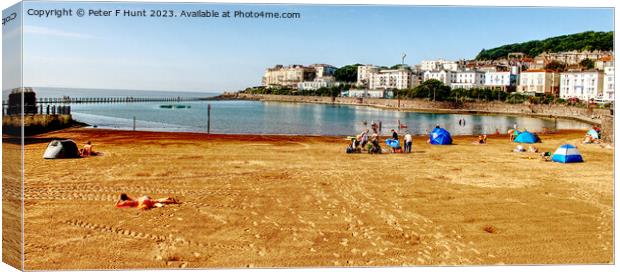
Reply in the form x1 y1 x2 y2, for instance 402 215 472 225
11 88 591 136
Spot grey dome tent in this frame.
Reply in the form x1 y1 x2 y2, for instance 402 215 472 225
43 140 80 159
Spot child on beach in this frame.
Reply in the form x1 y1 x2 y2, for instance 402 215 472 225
116 193 179 210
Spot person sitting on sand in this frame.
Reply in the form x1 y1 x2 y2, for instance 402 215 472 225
529 145 538 153
583 134 598 144
80 141 94 157
474 135 487 144
116 193 179 210
361 129 369 148
355 134 363 150
540 151 552 161
368 134 381 154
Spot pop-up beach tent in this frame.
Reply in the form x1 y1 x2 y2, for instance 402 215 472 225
43 140 80 159
514 131 540 143
551 144 584 163
587 129 599 139
430 127 452 145
385 138 400 148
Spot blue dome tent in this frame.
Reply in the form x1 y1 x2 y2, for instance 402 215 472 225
514 131 540 143
385 138 400 148
430 127 452 145
551 144 584 163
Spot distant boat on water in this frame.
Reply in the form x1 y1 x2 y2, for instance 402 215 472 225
160 104 191 109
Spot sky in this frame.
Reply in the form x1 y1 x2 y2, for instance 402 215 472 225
2 1 614 92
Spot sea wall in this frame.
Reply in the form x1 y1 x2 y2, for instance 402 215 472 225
2 114 73 135
236 93 609 125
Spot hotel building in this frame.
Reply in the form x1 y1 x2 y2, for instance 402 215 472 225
422 70 456 85
451 70 486 89
484 71 518 91
517 70 560 95
367 67 416 90
559 71 604 101
356 65 378 88
262 65 316 88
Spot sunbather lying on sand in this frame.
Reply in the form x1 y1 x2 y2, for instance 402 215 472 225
115 193 179 210
540 151 552 161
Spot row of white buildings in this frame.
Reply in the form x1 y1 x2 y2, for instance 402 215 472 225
356 64 519 92
261 58 614 101
516 68 615 101
355 60 614 101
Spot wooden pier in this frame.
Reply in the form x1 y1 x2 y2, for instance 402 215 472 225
30 96 201 104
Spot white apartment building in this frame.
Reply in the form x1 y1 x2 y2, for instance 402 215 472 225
420 59 463 71
559 71 604 101
357 65 378 87
603 66 614 101
484 71 517 90
451 70 486 89
517 70 560 95
297 78 336 91
368 67 415 90
422 70 456 85
344 89 393 98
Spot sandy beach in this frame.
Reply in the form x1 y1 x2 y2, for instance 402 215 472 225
9 128 614 269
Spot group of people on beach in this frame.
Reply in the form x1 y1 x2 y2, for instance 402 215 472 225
346 121 425 154
348 129 382 154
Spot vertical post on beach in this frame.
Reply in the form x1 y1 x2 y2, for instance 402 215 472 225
207 104 211 134
133 116 136 131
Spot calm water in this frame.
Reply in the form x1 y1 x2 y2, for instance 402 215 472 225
9 88 590 136
71 100 590 136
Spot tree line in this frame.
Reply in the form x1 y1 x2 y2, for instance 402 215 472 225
476 31 613 60
393 79 557 104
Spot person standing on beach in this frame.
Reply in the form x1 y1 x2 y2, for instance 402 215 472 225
404 132 412 153
391 129 399 140
371 121 379 134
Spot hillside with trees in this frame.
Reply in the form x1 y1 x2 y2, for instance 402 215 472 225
475 31 613 60
334 64 361 82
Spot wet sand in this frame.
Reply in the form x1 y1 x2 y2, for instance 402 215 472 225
10 128 614 269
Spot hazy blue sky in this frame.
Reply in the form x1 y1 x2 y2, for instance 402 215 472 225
4 1 614 92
